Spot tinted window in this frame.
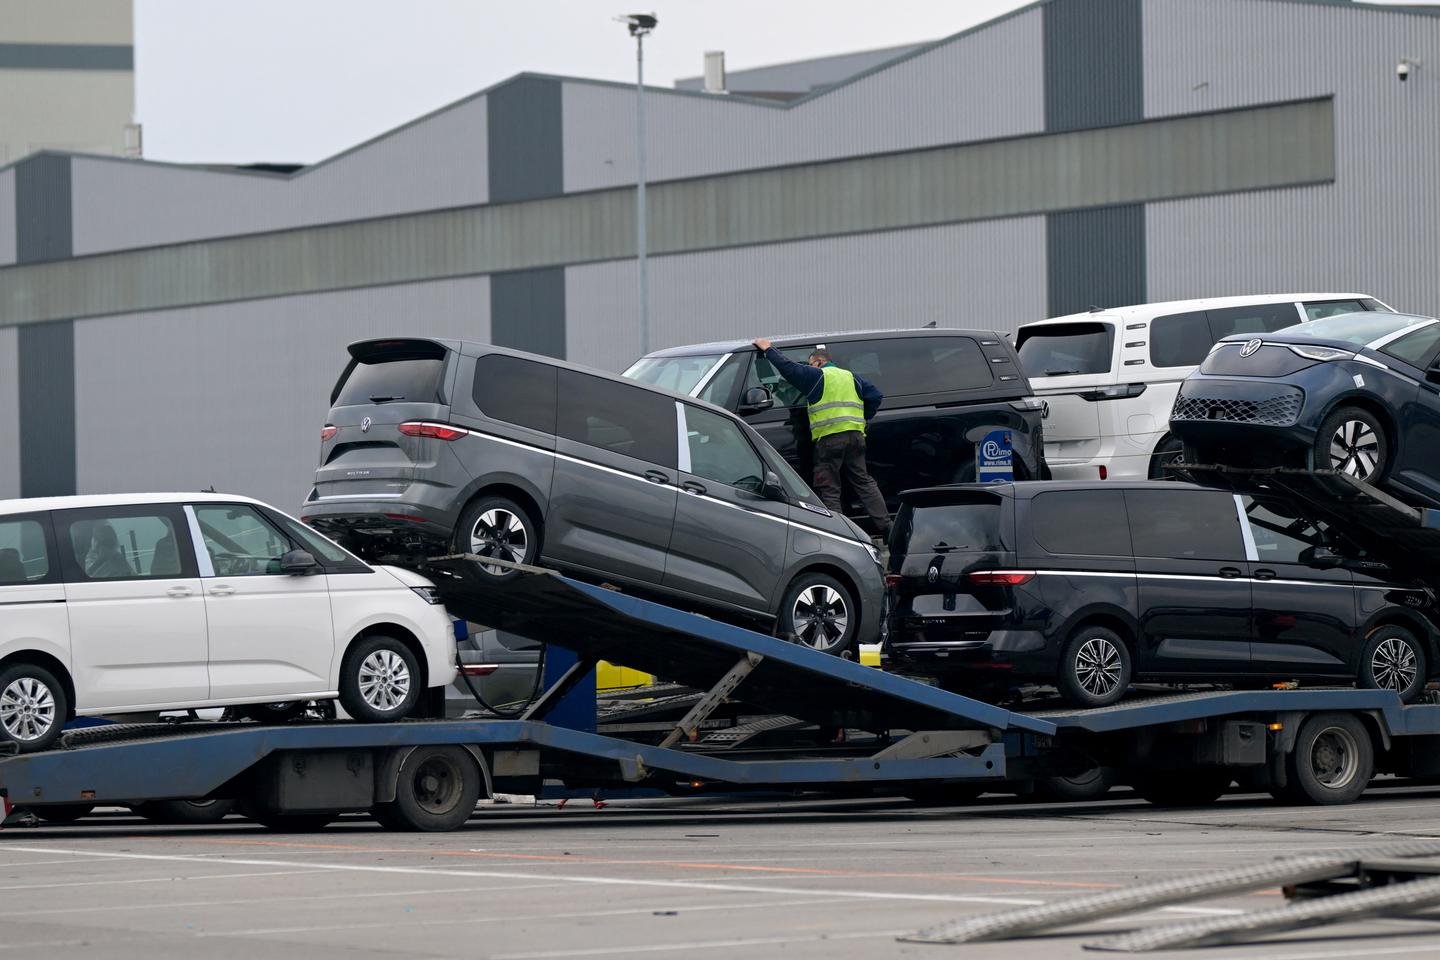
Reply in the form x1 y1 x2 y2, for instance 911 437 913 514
1017 323 1114 376
1030 491 1131 557
0 517 50 585
194 504 292 577
59 509 187 580
1126 489 1245 561
1304 299 1369 322
624 354 724 395
335 358 446 407
901 499 1004 556
1150 312 1213 368
745 348 812 408
831 337 993 396
556 370 677 467
696 355 745 407
682 405 766 493
473 354 559 434
1244 498 1325 565
1207 303 1302 339
1380 323 1440 369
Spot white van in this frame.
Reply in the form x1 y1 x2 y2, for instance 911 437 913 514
1015 293 1393 481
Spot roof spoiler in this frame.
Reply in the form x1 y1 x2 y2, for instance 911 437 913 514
348 338 448 363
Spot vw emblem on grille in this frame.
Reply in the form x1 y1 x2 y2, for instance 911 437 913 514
1240 338 1263 358
360 416 372 433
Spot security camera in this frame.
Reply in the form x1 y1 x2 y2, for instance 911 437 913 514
618 13 657 36
1398 60 1412 82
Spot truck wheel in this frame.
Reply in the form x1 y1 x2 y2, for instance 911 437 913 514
454 496 540 578
778 573 858 656
1134 771 1232 807
339 635 422 722
1038 766 1116 802
132 798 238 825
1314 407 1389 483
0 662 68 753
378 746 483 832
1360 626 1426 703
34 803 95 824
1057 628 1131 707
1274 712 1373 805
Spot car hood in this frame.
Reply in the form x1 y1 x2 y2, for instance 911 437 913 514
376 564 438 589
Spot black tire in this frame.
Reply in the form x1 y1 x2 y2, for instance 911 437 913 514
34 803 95 824
1037 766 1116 802
380 746 484 832
1134 771 1232 807
1057 627 1132 707
903 782 985 806
1149 435 1185 480
239 701 308 724
1313 407 1389 484
0 662 69 753
132 798 238 825
339 634 423 723
1273 712 1374 806
1360 626 1427 703
245 809 335 832
777 573 859 656
453 496 540 579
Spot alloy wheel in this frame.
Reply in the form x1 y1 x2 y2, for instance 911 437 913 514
0 677 57 743
792 585 849 651
1309 725 1360 789
470 509 528 575
1328 420 1381 479
1371 637 1418 693
1073 637 1123 698
357 650 412 712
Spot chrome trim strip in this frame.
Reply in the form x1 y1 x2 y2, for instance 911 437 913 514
675 402 692 474
311 493 406 501
183 505 215 578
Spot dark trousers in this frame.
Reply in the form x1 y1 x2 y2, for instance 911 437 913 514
812 430 890 536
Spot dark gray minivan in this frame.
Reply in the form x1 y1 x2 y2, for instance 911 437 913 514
301 338 883 653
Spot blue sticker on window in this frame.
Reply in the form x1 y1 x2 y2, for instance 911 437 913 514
976 430 1014 483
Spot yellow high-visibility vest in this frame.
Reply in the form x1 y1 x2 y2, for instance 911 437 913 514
808 366 866 440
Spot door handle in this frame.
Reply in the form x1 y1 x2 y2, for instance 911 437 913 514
1218 567 1243 579
166 586 193 598
209 585 236 597
1253 568 1278 581
643 470 670 485
682 481 707 496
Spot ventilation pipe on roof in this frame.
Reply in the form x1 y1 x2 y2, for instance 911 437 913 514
703 51 727 93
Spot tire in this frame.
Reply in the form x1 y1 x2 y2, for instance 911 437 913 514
339 635 424 723
777 573 859 656
239 701 308 724
1134 771 1232 807
903 782 985 806
245 808 335 832
1360 626 1427 703
1148 436 1185 480
0 662 68 753
1057 627 1132 707
453 496 540 578
132 798 238 825
1314 407 1389 484
379 746 483 832
1273 712 1374 806
1037 766 1116 802
35 803 95 824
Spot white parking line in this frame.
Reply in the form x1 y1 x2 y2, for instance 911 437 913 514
0 867 329 892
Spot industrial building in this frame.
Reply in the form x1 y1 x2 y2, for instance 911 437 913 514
1 0 1437 510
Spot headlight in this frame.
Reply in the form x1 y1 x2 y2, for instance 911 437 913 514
411 585 444 605
864 542 882 566
1288 344 1355 362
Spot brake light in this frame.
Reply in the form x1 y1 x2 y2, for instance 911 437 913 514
461 664 499 677
384 513 429 525
1098 464 1108 480
966 570 1036 586
320 425 338 441
883 574 902 588
398 422 465 441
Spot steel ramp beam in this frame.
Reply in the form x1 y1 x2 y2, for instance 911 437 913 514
899 841 1440 944
659 652 762 749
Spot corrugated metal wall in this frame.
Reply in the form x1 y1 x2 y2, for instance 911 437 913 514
1143 0 1440 315
68 94 489 255
565 216 1048 373
71 276 492 510
0 168 15 266
0 326 18 498
563 8 1046 192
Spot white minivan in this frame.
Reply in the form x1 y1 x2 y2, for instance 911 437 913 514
1015 293 1393 480
0 492 458 752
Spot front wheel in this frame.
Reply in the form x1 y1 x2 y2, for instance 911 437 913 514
1360 626 1426 703
454 496 540 578
777 574 859 656
0 662 68 753
339 635 423 722
1314 407 1389 484
1057 627 1132 707
373 746 484 832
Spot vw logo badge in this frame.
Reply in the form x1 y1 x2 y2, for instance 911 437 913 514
927 566 940 584
1240 338 1263 358
360 416 373 433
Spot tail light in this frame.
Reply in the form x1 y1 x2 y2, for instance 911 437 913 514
1098 464 1109 480
320 425 338 441
966 570 1036 586
883 574 902 588
398 422 465 441
461 664 499 677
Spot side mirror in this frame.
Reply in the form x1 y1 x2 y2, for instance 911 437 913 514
738 386 774 415
1427 365 1440 385
761 471 788 503
280 549 320 576
1300 545 1344 570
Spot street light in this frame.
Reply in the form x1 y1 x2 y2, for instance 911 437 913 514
617 13 657 354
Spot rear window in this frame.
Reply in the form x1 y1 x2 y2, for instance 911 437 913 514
897 496 1004 557
1017 323 1114 376
334 358 446 407
1030 491 1130 557
830 337 994 397
0 517 50 585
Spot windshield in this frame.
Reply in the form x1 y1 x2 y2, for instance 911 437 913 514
1287 312 1433 346
1016 322 1115 376
623 354 725 395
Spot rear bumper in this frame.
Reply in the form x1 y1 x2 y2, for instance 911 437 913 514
301 496 457 549
888 625 1054 674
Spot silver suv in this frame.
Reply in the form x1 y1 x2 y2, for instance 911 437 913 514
301 339 883 654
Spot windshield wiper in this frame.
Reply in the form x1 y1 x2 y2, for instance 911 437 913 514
368 395 405 403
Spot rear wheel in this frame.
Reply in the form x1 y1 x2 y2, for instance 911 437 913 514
1314 407 1389 484
0 662 68 753
1360 626 1426 703
454 496 540 578
1057 627 1132 707
1037 766 1116 802
777 573 858 656
339 635 423 722
374 746 483 832
1272 712 1374 805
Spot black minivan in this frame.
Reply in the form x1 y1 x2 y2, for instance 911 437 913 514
884 481 1438 706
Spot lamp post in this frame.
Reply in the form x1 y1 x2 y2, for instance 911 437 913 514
619 13 657 354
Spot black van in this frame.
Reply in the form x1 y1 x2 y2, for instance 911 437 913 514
884 481 1438 706
625 330 1048 529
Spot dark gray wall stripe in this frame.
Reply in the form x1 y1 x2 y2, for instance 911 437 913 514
490 267 566 359
1046 204 1146 317
486 77 564 204
0 43 133 71
14 154 73 264
1043 0 1143 131
18 320 76 498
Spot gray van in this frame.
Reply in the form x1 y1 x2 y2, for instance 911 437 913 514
301 338 883 654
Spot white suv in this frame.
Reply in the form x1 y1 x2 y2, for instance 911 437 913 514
1015 293 1393 481
0 492 458 752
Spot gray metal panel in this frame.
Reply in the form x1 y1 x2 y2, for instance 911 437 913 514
1047 204 1146 316
1143 0 1440 317
0 168 15 266
486 77 562 203
0 43 133 70
565 217 1048 373
71 277 492 510
1043 0 1143 132
673 43 927 96
18 320 74 497
490 267 565 359
0 326 18 498
14 154 71 263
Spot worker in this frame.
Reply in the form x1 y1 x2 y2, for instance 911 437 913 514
751 338 891 543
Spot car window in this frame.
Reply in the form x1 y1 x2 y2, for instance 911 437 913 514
60 510 186 581
556 370 677 468
0 517 50 585
624 354 724 395
1243 498 1326 565
194 505 294 577
1125 489 1245 561
829 337 993 396
1030 491 1131 556
334 357 446 407
744 349 811 408
1150 312 1212 368
1207 303 1302 338
473 354 559 434
696 355 745 407
1017 322 1114 376
1379 322 1440 369
681 404 767 493
267 511 360 567
900 497 1005 556
1291 312 1431 345
1303 299 1369 322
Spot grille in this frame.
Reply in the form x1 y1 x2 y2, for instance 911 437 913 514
1172 388 1302 426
